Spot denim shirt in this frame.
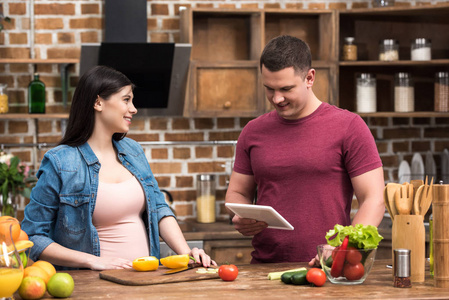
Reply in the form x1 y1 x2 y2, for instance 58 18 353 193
21 138 175 269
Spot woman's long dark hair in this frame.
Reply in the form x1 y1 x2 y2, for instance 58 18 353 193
59 66 134 146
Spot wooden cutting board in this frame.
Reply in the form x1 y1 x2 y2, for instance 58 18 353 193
100 267 219 286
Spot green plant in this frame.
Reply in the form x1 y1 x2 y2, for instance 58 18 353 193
0 153 36 216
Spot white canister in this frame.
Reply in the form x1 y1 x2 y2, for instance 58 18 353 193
411 38 431 61
356 73 377 113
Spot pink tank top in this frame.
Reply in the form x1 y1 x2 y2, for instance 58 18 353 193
93 176 150 261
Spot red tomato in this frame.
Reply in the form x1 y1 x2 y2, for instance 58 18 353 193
306 268 326 287
332 246 341 259
218 264 238 281
343 262 365 280
345 247 362 265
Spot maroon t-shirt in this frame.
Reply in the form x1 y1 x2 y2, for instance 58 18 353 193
233 103 382 263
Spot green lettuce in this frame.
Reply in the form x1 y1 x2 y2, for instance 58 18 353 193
325 224 383 249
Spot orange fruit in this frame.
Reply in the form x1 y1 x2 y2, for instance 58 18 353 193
23 266 51 284
15 229 29 242
0 216 21 243
32 260 56 279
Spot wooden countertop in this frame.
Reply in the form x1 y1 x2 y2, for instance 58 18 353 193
17 260 447 299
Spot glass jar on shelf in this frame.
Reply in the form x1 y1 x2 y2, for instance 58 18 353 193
379 39 399 61
411 38 431 61
196 174 216 223
356 73 377 113
372 0 395 7
435 72 449 112
0 83 8 114
394 72 415 112
342 37 357 61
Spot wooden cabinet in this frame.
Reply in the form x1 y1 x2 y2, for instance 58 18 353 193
180 8 336 117
181 5 449 118
337 5 449 117
204 239 254 265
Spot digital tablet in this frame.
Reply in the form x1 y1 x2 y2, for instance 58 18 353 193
225 203 294 230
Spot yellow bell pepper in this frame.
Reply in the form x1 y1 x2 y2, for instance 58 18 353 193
132 256 159 272
160 254 191 269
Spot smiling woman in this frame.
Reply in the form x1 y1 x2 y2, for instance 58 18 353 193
21 66 216 271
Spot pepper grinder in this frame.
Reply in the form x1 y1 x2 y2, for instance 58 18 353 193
433 184 449 288
393 249 411 288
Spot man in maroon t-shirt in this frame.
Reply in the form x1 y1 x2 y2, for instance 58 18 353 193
225 35 385 265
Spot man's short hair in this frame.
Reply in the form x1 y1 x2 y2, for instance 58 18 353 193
260 35 312 77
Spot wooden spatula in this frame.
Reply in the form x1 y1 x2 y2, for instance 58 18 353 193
395 183 414 215
384 185 394 220
386 183 401 217
413 185 424 215
420 176 434 216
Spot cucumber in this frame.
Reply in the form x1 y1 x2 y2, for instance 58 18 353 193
281 271 296 284
291 270 308 285
281 269 308 285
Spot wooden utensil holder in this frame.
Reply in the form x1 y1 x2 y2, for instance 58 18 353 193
392 215 425 282
433 184 449 288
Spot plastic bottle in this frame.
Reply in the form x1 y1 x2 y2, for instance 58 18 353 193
28 73 46 114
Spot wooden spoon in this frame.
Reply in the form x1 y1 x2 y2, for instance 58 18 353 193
384 185 394 220
386 183 401 217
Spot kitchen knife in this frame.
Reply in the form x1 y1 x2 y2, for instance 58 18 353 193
163 263 202 275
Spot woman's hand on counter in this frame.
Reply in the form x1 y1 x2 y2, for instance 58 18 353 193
88 256 133 271
189 247 217 268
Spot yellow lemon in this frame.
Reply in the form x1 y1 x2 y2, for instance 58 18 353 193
132 256 159 272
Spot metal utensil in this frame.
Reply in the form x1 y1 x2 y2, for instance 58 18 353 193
163 263 202 275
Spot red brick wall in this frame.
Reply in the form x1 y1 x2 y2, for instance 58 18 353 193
1 0 449 220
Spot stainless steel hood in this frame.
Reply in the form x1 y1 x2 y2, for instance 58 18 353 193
78 0 191 116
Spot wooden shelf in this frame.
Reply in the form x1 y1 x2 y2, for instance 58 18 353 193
0 59 79 64
357 112 449 118
339 59 449 67
0 113 69 119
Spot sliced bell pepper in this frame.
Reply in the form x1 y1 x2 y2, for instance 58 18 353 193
160 254 191 269
132 256 159 272
330 235 349 278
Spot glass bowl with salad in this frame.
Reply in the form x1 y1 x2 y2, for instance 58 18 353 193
317 224 383 285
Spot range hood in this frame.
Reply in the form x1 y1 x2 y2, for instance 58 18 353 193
79 0 191 116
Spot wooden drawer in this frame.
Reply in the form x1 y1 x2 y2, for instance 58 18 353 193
184 61 264 117
204 239 254 265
